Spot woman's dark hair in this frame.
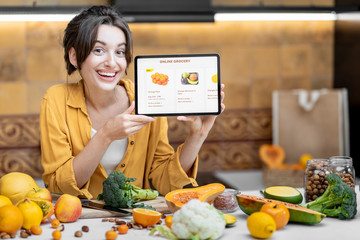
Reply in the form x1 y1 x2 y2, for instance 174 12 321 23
63 5 133 75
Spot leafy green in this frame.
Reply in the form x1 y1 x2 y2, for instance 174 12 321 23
97 171 158 209
301 173 357 220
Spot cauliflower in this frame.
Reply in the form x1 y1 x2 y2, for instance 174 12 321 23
150 199 226 240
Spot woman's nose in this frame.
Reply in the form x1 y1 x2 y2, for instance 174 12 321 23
105 53 116 67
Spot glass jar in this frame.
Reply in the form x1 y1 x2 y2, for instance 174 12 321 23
304 159 330 203
213 189 239 213
329 156 355 189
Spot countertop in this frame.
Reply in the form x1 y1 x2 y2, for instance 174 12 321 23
17 171 360 239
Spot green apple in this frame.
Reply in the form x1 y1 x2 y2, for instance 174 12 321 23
26 187 52 202
182 72 189 79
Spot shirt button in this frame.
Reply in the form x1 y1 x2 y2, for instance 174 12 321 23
121 163 126 167
130 141 134 145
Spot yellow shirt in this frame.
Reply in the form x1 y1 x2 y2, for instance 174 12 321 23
40 79 198 199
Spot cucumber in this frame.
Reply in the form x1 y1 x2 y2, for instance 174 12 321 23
236 194 325 225
264 186 303 204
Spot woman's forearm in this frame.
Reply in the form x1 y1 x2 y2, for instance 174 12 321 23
179 131 207 173
72 128 111 188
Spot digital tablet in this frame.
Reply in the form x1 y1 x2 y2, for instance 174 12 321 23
134 54 221 116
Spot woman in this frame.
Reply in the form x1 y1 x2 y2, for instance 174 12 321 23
40 5 225 199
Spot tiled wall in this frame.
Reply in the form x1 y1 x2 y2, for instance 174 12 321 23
0 0 335 177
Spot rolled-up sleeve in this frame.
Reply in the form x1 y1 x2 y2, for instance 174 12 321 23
40 91 92 199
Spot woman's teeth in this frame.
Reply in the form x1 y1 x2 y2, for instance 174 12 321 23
98 71 116 77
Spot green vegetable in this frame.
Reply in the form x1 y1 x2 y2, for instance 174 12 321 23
97 171 159 209
301 173 357 220
150 226 178 240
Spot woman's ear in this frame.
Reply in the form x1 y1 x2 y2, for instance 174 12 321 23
68 47 77 69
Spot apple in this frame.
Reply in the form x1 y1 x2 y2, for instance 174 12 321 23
26 187 52 202
55 194 82 223
260 202 290 230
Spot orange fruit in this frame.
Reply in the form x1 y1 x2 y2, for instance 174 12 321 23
52 230 62 240
132 208 161 227
0 195 12 208
105 230 118 240
260 202 290 230
117 224 129 234
165 215 173 228
0 205 24 234
16 198 43 229
300 154 313 168
51 218 60 228
30 225 42 235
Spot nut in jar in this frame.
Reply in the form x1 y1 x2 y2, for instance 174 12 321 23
329 156 355 189
304 159 330 203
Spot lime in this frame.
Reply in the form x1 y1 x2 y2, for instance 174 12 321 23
247 212 276 239
264 186 303 204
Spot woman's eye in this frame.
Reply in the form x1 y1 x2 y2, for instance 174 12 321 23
93 48 103 54
117 50 126 56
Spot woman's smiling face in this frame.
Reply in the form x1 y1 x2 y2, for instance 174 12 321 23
80 24 127 91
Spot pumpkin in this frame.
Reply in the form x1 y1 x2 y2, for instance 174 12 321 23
259 144 285 169
165 183 225 213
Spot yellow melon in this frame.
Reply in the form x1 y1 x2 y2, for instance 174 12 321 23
0 172 39 205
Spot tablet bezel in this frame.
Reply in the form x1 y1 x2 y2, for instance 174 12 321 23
134 53 221 117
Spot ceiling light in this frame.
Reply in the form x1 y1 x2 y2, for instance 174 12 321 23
215 12 337 21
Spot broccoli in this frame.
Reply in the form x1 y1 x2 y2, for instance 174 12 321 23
97 171 159 209
301 173 357 220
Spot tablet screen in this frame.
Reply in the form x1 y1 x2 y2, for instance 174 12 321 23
135 54 221 116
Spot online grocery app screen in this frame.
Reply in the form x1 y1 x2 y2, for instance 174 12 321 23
135 54 220 116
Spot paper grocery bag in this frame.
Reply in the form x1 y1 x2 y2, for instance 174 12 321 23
272 89 349 164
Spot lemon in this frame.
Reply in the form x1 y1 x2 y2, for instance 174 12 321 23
0 195 12 208
211 74 218 83
247 212 276 239
300 154 313 168
16 198 43 229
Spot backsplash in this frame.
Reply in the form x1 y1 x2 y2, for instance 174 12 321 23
0 2 335 175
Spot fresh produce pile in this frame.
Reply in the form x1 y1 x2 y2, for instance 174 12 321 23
0 172 83 239
0 170 357 240
151 72 169 86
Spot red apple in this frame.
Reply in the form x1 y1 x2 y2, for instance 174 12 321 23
26 187 52 202
55 194 82 223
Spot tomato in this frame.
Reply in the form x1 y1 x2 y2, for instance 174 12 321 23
260 202 290 230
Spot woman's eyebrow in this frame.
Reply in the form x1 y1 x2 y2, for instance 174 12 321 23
95 40 126 47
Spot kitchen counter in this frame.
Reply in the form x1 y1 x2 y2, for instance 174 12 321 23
8 188 360 240
25 171 359 240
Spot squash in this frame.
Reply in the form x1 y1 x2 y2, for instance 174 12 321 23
165 183 225 213
259 144 285 169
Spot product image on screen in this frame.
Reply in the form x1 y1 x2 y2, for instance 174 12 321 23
135 54 221 116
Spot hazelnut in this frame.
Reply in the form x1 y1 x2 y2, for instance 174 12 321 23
81 226 89 232
74 231 83 237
